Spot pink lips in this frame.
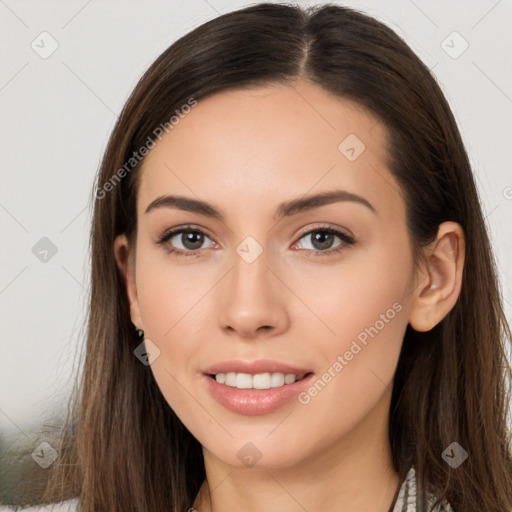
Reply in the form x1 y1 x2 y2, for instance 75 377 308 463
202 359 315 416
202 359 313 376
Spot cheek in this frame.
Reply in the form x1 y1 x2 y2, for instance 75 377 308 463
133 249 210 420
285 241 412 405
133 244 224 414
134 244 215 342
284 240 411 343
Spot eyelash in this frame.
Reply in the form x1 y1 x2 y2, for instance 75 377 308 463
156 224 356 258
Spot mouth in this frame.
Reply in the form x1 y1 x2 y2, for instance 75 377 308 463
207 371 314 390
203 370 316 415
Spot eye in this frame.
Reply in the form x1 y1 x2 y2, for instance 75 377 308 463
293 226 355 256
156 224 355 258
156 225 216 257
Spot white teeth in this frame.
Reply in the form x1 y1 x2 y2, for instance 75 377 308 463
214 372 301 389
236 373 253 389
253 372 271 389
270 373 285 387
284 374 296 384
225 372 237 387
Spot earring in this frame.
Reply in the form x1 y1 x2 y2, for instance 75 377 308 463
135 327 144 340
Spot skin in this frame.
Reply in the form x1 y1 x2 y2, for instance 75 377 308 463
115 79 465 512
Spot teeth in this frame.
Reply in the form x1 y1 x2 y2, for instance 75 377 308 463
225 372 237 387
236 373 253 389
270 373 284 387
284 374 296 384
214 372 303 389
253 373 272 389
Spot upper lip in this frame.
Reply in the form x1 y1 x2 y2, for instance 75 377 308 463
203 359 313 376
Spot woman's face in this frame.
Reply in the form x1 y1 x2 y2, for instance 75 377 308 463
120 80 419 469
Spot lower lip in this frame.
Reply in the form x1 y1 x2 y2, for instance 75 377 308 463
203 373 315 416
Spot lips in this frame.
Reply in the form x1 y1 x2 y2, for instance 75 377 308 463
202 359 313 376
201 359 315 415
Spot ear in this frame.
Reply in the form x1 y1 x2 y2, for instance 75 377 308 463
114 234 144 331
408 221 465 332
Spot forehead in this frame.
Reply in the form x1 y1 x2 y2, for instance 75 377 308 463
137 80 401 222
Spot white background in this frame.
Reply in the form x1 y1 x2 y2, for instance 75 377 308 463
1 0 511 443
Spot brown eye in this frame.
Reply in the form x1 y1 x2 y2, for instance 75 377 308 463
177 231 206 250
156 226 216 257
309 231 337 250
294 227 355 256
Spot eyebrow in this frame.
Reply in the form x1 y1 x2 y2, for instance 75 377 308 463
144 189 376 220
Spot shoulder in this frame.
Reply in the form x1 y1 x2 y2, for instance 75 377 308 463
0 499 79 511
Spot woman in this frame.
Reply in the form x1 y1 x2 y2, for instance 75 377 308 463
32 2 512 511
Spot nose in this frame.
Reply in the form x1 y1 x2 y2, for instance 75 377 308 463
217 245 290 339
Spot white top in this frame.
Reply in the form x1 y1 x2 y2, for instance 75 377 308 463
0 499 79 511
392 466 453 511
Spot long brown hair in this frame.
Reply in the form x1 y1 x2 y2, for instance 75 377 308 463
43 3 512 511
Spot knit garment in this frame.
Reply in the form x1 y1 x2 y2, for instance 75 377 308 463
392 465 454 512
